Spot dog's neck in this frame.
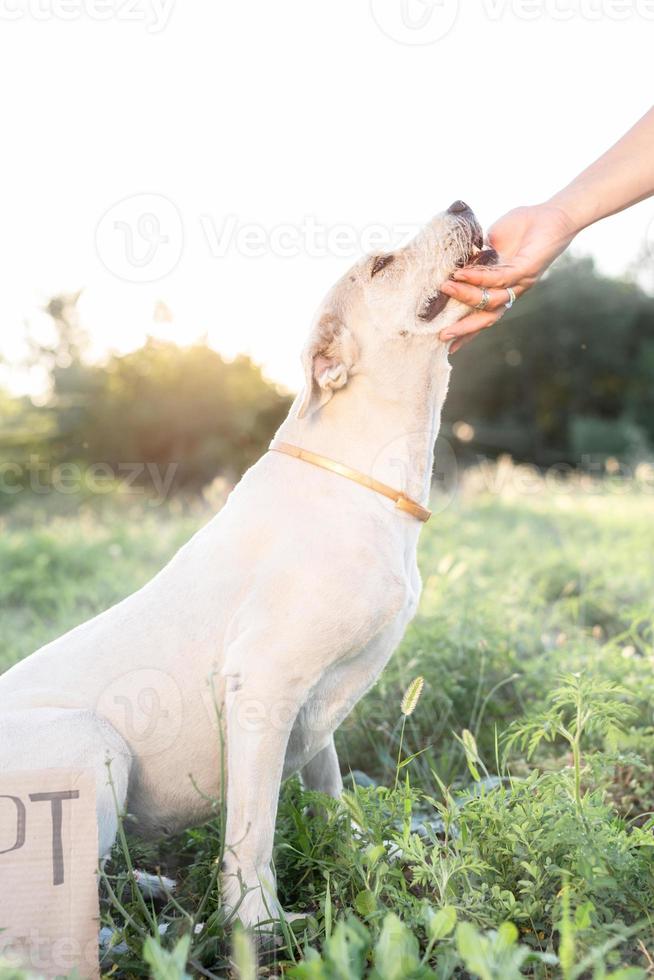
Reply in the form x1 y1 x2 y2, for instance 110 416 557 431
276 338 451 507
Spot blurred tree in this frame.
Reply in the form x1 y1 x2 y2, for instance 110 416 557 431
24 291 88 374
15 292 291 493
74 339 290 488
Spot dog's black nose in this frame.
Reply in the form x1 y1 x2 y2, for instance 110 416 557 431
447 200 472 214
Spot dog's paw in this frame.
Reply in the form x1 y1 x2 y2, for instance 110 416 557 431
222 873 283 930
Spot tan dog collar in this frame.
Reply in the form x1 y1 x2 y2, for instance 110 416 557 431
269 440 431 523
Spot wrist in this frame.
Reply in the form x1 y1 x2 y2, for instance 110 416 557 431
545 183 602 236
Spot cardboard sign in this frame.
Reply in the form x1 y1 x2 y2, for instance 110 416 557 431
0 769 99 979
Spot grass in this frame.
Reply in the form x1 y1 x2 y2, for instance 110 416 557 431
1 464 653 978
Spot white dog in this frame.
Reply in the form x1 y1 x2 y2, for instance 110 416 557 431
0 202 492 927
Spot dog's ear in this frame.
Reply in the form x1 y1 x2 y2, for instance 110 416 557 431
296 313 358 419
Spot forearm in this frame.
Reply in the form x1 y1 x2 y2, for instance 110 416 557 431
547 105 654 233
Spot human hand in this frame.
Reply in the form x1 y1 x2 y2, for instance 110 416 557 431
438 203 578 352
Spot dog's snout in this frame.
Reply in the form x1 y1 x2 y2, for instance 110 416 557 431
447 200 472 214
446 200 484 251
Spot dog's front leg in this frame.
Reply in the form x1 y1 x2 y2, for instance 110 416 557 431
221 672 300 928
301 736 343 798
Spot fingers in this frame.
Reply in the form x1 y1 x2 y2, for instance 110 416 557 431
440 308 505 345
439 279 520 313
450 264 520 289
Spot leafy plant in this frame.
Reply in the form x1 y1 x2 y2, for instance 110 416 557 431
142 934 191 980
504 673 636 815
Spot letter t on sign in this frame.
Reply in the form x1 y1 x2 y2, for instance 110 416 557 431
29 790 80 886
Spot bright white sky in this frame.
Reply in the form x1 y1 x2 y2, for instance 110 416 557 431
0 0 652 397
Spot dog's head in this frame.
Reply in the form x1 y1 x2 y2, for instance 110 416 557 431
297 201 496 418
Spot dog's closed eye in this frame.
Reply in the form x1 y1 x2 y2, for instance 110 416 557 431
371 254 394 277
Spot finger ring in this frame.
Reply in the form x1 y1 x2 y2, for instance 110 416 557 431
505 287 516 309
474 288 490 311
